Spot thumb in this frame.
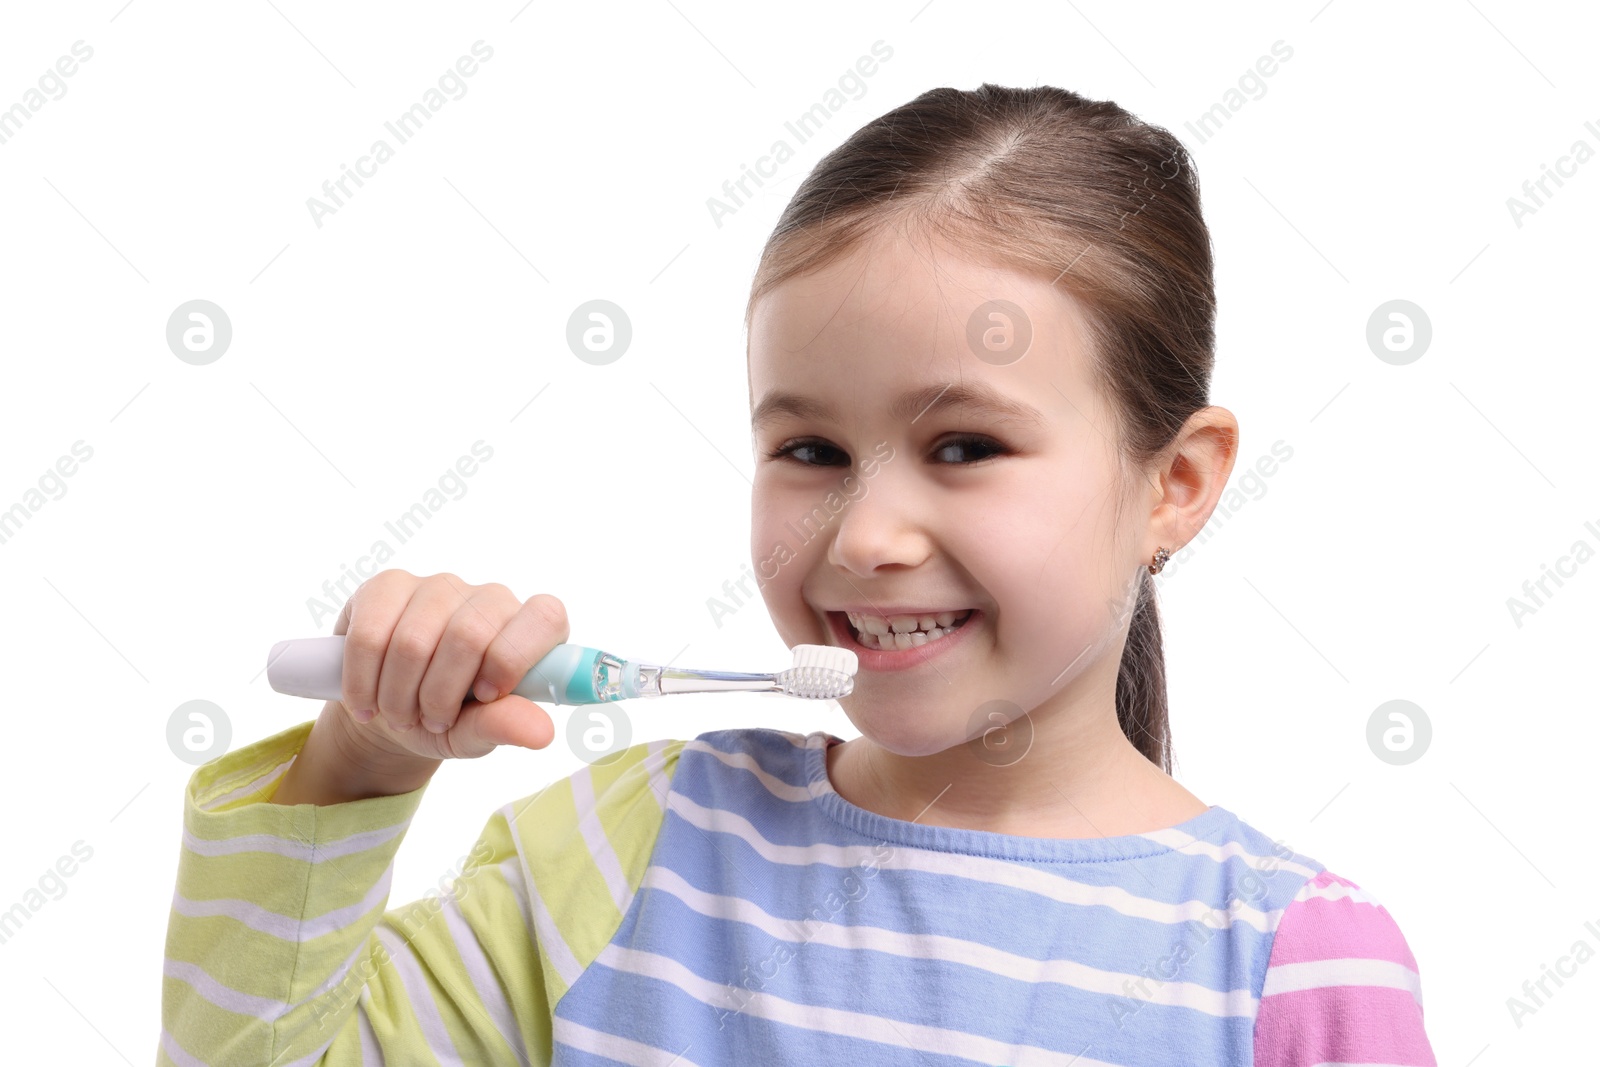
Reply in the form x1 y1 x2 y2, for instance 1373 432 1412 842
450 695 556 756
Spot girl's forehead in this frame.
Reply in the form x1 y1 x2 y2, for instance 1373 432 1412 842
750 232 1090 367
755 237 1042 333
749 256 1096 401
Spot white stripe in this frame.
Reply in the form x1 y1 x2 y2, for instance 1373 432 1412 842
640 863 1255 1017
578 738 680 922
497 803 584 990
642 738 679 805
494 744 679 997
597 942 1125 1067
300 938 379 1017
356 991 384 1066
492 856 542 955
199 757 296 810
1261 957 1423 1005
681 739 813 802
159 1027 207 1067
438 889 531 1064
726 738 1285 906
162 936 371 1029
169 862 394 941
162 959 283 1021
666 789 1274 932
554 1016 706 1066
373 925 466 1065
570 764 631 916
1298 879 1381 907
1137 827 1319 881
181 819 409 862
274 1041 342 1067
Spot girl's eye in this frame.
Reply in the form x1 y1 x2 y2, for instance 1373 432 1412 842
764 435 1007 467
932 435 1006 464
764 439 847 466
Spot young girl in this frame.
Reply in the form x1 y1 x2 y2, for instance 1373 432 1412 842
161 85 1435 1065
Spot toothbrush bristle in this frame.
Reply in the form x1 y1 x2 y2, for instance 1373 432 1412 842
778 644 858 700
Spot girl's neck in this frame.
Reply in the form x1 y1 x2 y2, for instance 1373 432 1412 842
823 708 1207 840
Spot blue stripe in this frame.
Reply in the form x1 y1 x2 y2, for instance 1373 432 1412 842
556 960 1028 1066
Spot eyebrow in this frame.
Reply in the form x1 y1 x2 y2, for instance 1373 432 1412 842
751 381 1047 432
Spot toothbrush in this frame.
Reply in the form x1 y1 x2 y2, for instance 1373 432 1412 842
265 636 858 706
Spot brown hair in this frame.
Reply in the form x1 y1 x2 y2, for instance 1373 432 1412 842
745 84 1217 775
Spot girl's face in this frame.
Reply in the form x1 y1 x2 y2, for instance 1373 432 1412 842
748 226 1153 757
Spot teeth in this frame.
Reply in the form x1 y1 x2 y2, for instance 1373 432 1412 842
844 610 973 651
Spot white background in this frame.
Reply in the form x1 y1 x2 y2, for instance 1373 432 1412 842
1 0 1595 1062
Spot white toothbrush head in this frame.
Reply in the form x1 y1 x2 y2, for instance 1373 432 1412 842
775 644 858 699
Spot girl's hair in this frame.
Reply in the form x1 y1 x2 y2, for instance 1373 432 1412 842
745 84 1218 776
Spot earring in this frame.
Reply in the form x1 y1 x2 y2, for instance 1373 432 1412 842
1148 547 1171 575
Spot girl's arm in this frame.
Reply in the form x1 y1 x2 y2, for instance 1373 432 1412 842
1253 870 1437 1066
158 718 684 1066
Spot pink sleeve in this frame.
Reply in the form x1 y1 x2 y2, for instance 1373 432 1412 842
1253 869 1437 1066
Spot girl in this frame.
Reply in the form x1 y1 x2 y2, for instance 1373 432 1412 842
161 84 1435 1065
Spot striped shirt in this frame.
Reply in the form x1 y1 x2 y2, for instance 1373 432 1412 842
161 720 1436 1065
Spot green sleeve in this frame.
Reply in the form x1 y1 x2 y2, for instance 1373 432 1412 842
159 718 684 1066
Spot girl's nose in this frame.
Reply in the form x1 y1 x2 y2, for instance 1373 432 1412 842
824 475 933 577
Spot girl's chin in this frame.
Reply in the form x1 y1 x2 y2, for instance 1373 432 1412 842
838 704 977 758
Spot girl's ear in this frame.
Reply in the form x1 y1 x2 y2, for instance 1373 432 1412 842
1149 406 1240 549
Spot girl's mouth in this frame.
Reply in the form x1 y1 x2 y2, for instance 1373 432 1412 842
826 609 981 672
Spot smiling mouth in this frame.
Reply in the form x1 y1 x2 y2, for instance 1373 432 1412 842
843 609 975 651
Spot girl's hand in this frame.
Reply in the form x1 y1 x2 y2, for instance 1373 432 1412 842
327 569 566 767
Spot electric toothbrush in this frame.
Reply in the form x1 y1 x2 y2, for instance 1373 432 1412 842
265 636 858 706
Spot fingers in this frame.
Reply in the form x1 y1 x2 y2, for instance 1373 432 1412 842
332 569 570 759
474 593 570 708
337 570 419 725
442 695 556 758
415 589 569 735
374 575 478 734
416 583 524 733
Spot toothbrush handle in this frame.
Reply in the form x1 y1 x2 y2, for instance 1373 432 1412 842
265 636 612 706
